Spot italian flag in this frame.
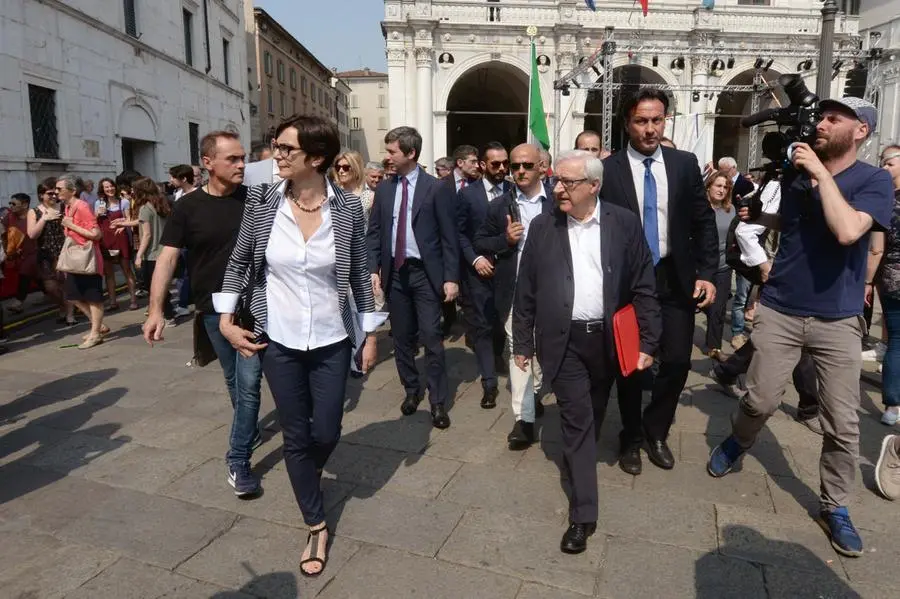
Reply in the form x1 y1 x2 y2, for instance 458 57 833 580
528 41 550 151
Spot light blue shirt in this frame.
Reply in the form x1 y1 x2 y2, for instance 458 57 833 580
516 187 545 249
391 166 422 262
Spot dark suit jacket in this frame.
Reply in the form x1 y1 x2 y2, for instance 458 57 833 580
367 168 460 298
457 179 510 268
600 147 718 300
732 173 755 202
512 201 661 383
473 186 554 319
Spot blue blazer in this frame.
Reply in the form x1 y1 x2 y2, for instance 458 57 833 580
367 168 460 298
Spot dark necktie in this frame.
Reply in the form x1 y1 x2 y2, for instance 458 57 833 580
643 157 660 265
394 176 409 271
460 179 467 190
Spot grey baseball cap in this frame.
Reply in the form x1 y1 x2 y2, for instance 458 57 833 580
819 96 877 135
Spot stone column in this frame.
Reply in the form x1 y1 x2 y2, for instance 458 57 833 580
415 47 435 170
387 49 408 128
433 111 448 165
689 58 711 162
556 51 578 154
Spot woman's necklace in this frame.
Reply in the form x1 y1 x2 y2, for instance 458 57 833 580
288 184 326 213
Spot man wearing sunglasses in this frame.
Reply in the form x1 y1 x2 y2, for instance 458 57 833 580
457 142 510 409
474 143 554 449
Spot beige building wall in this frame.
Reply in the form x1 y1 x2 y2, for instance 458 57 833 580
338 70 389 163
250 8 336 147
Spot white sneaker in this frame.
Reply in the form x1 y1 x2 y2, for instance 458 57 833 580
862 342 887 362
173 306 192 318
882 407 900 427
165 318 177 327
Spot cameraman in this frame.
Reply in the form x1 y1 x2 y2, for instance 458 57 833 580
707 97 894 558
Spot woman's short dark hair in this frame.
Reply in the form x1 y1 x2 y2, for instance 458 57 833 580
274 115 340 174
169 164 195 184
620 89 670 122
37 177 56 196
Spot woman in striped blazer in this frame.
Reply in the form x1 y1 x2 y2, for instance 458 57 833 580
213 115 385 578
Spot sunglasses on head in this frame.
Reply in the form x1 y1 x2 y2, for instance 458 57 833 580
510 162 536 171
335 164 351 173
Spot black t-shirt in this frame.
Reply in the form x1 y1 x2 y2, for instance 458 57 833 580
160 185 247 313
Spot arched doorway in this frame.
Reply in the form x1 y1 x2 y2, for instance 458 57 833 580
119 101 158 176
713 70 788 170
584 65 674 152
446 62 528 154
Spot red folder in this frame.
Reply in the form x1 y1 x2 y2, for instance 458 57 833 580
613 304 641 377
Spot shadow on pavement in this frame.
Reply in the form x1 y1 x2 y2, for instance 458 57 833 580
209 564 298 598
694 525 861 599
0 369 118 425
0 384 131 506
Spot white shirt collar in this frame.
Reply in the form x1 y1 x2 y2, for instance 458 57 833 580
516 186 545 203
399 166 419 186
567 201 600 226
627 143 663 165
483 178 504 195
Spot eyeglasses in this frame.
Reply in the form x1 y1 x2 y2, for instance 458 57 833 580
488 160 509 168
510 162 536 171
270 141 301 158
335 164 351 173
555 178 588 189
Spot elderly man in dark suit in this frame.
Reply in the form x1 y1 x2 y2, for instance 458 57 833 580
717 156 755 202
600 89 719 475
457 141 510 408
368 126 460 429
513 149 661 554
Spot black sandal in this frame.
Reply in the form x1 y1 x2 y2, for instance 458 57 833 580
299 524 329 578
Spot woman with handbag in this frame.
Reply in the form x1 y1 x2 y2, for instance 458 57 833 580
214 115 384 577
27 177 74 325
95 178 138 311
56 174 107 349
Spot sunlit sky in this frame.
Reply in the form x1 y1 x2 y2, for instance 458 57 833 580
255 0 388 72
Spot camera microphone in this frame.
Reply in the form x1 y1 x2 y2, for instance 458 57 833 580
740 108 781 128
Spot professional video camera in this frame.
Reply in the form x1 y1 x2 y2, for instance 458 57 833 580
741 73 820 167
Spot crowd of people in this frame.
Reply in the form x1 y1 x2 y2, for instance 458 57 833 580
3 87 899 573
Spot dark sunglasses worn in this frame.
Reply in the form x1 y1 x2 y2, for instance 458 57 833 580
510 162 536 171
489 160 509 168
335 164 352 173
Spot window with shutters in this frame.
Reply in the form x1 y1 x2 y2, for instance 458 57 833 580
124 0 137 37
377 94 386 108
264 51 272 76
182 9 193 66
222 39 230 85
351 94 359 108
29 84 59 159
277 60 285 83
267 85 274 114
280 91 285 116
289 68 297 90
351 117 360 129
189 122 200 165
301 76 308 95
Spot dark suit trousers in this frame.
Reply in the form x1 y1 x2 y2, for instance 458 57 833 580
551 326 615 524
460 269 497 391
718 340 819 419
390 260 449 406
618 257 694 444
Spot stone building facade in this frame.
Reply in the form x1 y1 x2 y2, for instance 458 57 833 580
0 0 248 199
337 68 390 163
383 0 862 171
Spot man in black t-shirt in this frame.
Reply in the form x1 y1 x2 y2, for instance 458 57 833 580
143 131 263 498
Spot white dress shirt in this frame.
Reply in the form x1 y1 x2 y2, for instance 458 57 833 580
391 167 422 261
483 178 504 201
516 187 545 249
736 179 781 267
568 202 605 320
627 144 669 258
264 186 347 351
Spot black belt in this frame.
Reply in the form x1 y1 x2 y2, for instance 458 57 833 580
571 319 604 334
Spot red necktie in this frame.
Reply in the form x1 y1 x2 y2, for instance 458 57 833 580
460 179 467 190
393 177 409 271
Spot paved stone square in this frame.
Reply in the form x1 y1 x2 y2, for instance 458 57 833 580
1 307 898 598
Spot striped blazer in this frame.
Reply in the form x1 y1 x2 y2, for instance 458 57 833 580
212 179 380 346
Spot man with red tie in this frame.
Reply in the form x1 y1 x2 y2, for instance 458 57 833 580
449 145 482 192
368 127 461 429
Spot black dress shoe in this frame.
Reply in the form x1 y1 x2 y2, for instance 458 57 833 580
400 394 423 416
619 444 643 475
480 388 498 410
646 439 675 470
431 404 451 429
507 420 534 450
560 522 596 554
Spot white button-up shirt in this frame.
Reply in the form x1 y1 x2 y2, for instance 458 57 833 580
516 187 545 249
483 178 504 201
627 144 669 259
568 202 604 320
264 185 346 351
391 167 422 261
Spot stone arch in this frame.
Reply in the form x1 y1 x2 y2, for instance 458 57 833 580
443 58 530 154
117 97 158 141
437 52 531 113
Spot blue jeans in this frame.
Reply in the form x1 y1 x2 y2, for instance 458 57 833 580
731 274 751 336
882 295 900 408
202 314 263 465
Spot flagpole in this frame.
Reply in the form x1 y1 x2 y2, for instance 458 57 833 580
526 25 537 147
